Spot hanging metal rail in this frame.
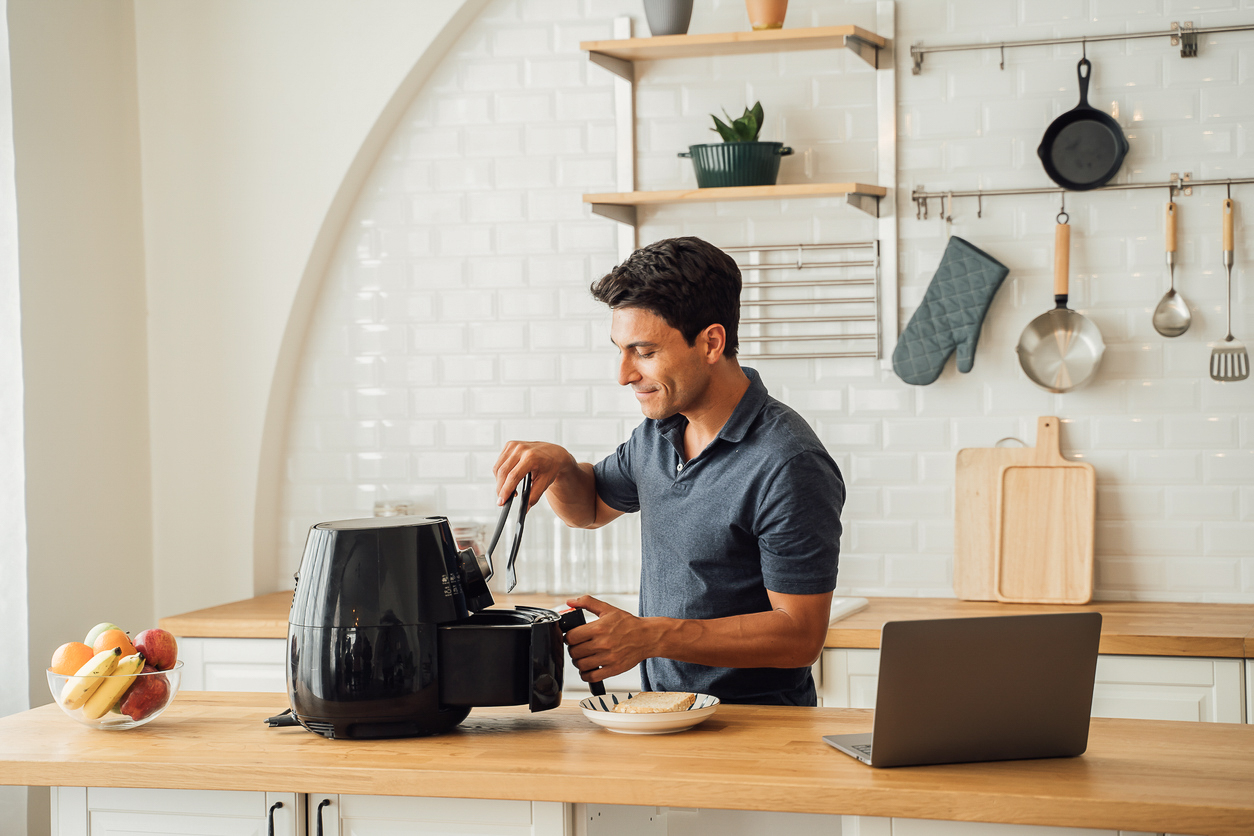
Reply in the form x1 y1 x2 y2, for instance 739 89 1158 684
912 175 1254 221
725 242 881 361
910 21 1254 74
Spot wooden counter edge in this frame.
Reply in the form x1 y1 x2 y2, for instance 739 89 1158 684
162 593 1254 659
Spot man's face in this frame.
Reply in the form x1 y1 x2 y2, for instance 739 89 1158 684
610 307 713 420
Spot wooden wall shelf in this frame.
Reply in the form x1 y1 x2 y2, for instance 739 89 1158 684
584 183 888 226
580 25 886 74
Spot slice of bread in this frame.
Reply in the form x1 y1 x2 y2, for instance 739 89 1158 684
611 691 696 714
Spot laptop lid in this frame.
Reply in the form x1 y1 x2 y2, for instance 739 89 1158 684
866 612 1102 768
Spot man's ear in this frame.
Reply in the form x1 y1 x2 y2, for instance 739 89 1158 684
699 324 727 363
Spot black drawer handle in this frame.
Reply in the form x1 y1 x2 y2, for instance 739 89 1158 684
316 798 332 836
267 801 282 836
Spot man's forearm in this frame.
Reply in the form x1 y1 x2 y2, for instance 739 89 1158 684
545 461 603 529
648 609 826 670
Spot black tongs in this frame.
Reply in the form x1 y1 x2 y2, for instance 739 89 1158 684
485 472 532 593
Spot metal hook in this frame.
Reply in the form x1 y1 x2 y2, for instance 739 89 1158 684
1081 39 1087 59
1057 192 1068 225
977 194 983 219
999 45 1005 71
1228 180 1233 199
945 191 954 223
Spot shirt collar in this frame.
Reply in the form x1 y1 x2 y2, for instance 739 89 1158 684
655 366 768 444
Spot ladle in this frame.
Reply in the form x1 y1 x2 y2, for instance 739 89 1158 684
1152 200 1191 337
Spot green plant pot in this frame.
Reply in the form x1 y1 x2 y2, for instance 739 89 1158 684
679 142 794 188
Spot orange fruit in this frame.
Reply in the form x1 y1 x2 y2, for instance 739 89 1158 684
50 641 95 675
92 629 136 658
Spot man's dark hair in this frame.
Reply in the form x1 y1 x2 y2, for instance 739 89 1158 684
589 236 741 357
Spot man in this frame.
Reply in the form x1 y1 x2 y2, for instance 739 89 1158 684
492 236 844 706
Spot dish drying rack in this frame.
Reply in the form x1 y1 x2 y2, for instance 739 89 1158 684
726 242 881 360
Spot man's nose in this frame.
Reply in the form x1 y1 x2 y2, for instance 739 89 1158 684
618 354 640 387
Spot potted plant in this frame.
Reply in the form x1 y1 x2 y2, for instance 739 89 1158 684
679 101 793 188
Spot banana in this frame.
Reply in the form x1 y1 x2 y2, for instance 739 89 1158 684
59 647 121 710
80 652 144 720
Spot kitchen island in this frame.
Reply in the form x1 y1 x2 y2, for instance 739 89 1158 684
2 691 1253 836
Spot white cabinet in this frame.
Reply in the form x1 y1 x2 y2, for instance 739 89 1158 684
308 794 569 836
579 805 840 836
819 648 1248 723
841 815 1158 836
52 787 299 836
1091 654 1245 723
178 637 288 693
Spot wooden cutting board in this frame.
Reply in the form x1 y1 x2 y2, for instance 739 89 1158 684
953 432 1040 601
993 417 1095 604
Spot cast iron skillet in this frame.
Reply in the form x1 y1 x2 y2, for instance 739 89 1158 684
1037 58 1128 191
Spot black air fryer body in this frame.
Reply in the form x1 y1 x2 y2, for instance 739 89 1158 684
287 515 563 739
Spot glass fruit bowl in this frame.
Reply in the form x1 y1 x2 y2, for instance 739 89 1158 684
46 661 182 730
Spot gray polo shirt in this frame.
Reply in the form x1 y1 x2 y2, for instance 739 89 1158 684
593 367 843 705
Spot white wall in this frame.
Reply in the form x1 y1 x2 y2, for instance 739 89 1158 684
0 1 29 831
131 0 486 619
279 0 1254 602
9 0 152 704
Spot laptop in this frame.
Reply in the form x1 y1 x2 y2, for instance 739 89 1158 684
823 612 1102 768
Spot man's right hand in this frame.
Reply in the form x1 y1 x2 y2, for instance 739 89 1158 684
493 441 578 510
492 441 623 529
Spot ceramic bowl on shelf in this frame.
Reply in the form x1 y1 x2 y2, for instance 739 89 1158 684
46 661 182 730
579 692 719 735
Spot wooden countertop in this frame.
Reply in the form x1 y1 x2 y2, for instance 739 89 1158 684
161 593 1254 659
2 693 1252 835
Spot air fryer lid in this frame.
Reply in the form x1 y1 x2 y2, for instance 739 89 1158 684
290 515 469 629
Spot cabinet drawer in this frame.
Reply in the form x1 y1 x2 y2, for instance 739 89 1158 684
819 649 1247 723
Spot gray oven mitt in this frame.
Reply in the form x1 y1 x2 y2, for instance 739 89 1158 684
891 236 1009 386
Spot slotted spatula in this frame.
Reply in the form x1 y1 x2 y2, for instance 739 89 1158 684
1210 198 1249 382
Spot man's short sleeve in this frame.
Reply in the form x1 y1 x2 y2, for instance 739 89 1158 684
755 451 844 595
593 436 641 514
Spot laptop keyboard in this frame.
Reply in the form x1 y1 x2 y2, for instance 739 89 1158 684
851 743 873 757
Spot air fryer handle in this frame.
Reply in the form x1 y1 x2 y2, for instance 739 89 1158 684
558 608 606 697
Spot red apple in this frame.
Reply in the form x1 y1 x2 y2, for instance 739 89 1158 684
133 628 178 671
119 669 170 721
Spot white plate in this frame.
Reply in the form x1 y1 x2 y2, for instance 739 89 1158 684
579 692 720 735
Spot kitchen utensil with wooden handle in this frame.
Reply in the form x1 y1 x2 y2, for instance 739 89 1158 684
1152 200 1191 337
993 417 1096 605
1015 218 1106 392
1210 198 1248 382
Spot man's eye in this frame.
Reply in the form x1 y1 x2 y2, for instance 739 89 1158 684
638 351 655 359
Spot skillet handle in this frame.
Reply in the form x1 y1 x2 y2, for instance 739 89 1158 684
1076 57 1092 107
1054 221 1070 306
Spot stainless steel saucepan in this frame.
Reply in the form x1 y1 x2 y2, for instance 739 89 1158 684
1016 216 1105 393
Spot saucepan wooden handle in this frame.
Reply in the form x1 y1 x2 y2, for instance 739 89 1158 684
1166 202 1177 253
1223 198 1234 254
1054 222 1070 299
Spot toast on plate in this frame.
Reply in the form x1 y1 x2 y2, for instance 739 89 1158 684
611 691 696 714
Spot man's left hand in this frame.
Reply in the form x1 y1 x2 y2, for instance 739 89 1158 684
562 595 659 682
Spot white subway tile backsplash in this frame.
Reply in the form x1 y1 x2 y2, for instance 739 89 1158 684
851 454 916 485
1204 450 1254 484
1097 485 1166 520
818 420 880 450
277 0 1254 600
1166 487 1240 521
885 487 949 519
